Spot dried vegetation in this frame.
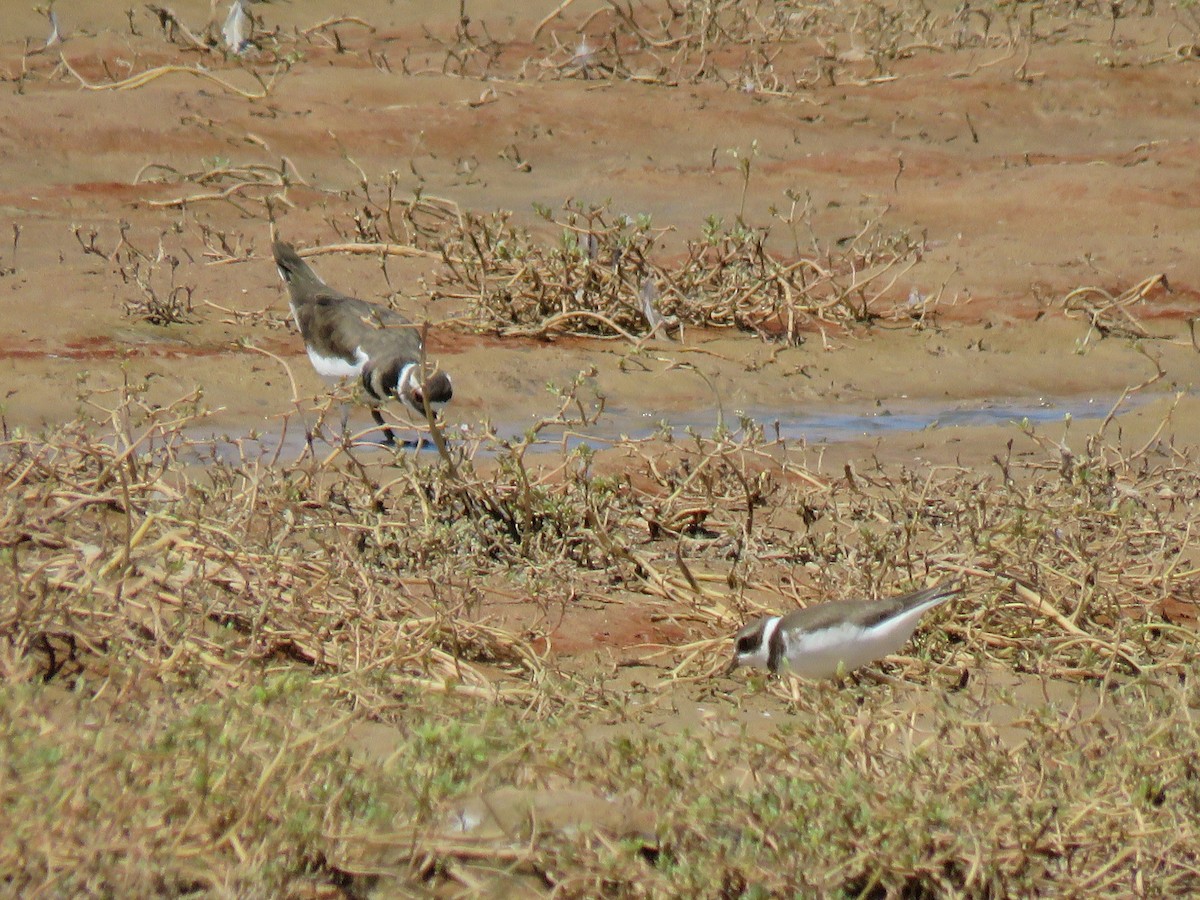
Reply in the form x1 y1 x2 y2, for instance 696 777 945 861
426 199 928 341
29 0 1186 342
3 0 1200 896
3 365 1200 894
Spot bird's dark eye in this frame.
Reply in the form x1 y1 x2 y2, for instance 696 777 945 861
736 636 755 654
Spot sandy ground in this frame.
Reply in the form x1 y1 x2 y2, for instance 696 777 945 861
4 7 1200 891
0 1 1197 666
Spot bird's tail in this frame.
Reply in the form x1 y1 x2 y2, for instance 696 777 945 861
272 242 325 296
900 579 962 613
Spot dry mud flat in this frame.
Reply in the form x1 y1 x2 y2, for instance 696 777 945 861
2 1 1200 897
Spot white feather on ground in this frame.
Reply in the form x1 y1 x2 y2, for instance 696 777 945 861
222 0 249 55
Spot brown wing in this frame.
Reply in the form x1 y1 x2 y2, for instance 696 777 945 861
354 313 423 362
293 290 420 362
776 581 961 633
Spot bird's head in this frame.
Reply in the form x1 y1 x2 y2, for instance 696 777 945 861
726 616 776 674
397 364 454 417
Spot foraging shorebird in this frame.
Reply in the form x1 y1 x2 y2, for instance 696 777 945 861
726 581 961 680
272 242 452 444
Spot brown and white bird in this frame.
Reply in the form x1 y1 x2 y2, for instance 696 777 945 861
272 241 452 444
726 581 961 680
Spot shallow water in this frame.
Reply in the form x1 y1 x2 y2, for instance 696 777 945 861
566 393 1135 447
185 391 1154 464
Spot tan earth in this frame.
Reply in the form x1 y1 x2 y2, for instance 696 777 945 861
1 0 1196 440
4 2 1200 892
2 0 1198 678
0 3 1197 664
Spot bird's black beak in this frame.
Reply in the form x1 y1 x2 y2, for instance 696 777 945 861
410 393 442 421
723 657 740 676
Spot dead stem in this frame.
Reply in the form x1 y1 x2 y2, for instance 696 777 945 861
59 53 274 99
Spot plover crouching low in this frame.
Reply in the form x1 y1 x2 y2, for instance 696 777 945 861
726 581 961 680
272 241 452 444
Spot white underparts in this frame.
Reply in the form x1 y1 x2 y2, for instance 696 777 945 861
306 345 368 381
780 603 935 679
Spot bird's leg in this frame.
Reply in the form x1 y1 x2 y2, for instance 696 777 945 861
788 677 802 704
338 402 352 442
370 407 397 447
859 668 906 689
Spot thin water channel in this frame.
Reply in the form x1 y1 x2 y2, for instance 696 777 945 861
186 391 1153 464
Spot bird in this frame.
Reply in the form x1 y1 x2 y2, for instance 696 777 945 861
272 241 452 445
726 580 961 680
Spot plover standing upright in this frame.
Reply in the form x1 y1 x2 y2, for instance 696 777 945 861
272 242 452 445
726 581 961 680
